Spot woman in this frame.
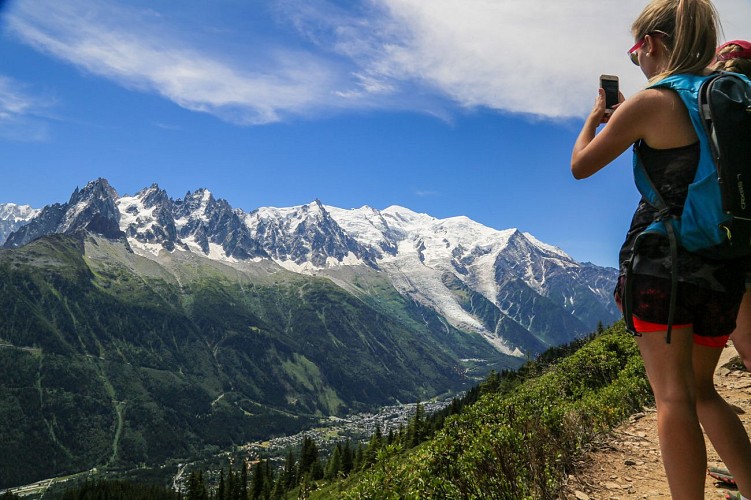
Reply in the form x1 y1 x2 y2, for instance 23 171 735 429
706 39 751 494
570 1 751 499
716 40 751 373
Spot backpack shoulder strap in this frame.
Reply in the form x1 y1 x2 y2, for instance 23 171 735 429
624 73 713 344
624 143 679 343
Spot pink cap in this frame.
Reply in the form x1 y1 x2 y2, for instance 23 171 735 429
716 40 751 60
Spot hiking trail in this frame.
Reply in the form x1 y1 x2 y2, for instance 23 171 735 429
562 341 751 499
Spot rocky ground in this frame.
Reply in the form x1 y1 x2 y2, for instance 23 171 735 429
562 342 751 499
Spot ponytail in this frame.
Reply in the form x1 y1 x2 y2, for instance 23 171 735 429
632 0 719 81
669 0 718 75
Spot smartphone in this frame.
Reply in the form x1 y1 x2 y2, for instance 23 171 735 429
600 74 619 111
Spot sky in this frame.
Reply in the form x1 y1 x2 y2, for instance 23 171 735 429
1 0 751 269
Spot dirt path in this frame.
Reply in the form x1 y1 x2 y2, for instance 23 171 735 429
563 342 751 500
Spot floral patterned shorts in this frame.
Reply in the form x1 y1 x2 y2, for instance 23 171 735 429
614 274 744 340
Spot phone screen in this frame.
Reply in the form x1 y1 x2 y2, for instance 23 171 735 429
602 79 619 109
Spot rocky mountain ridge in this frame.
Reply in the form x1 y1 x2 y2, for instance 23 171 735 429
0 178 620 489
2 178 618 356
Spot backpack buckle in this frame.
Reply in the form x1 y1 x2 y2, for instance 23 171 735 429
655 207 672 221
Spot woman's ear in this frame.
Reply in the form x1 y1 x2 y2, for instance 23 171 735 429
643 35 654 56
643 34 661 57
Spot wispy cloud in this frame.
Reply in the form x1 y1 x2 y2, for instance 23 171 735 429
415 190 440 198
0 75 52 141
330 0 751 118
152 122 182 131
271 0 751 118
6 1 342 125
7 0 751 124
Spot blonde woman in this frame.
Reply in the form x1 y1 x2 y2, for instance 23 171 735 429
571 1 751 499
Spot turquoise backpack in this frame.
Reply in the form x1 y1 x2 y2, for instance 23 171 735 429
623 72 751 342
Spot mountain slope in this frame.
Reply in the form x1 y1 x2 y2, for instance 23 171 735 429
0 232 514 488
0 178 619 488
3 179 618 357
326 205 618 352
322 324 652 499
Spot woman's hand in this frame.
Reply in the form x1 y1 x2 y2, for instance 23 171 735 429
590 88 625 124
603 91 627 123
590 88 609 123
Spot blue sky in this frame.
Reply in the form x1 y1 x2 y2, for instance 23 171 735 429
1 0 750 268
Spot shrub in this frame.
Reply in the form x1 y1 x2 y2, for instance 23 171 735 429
338 323 651 499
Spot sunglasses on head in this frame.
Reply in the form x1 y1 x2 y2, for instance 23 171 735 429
628 31 670 66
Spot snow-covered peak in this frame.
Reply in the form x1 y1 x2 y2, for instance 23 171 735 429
380 205 436 231
117 184 178 253
175 188 214 220
328 205 520 265
522 232 572 260
246 201 375 270
59 178 120 234
248 200 331 235
325 205 398 250
3 178 618 358
0 203 40 246
0 203 39 221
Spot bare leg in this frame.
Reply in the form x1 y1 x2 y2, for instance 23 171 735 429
637 328 705 500
731 290 751 371
694 343 751 498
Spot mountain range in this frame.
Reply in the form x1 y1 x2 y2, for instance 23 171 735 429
2 178 618 355
0 178 618 488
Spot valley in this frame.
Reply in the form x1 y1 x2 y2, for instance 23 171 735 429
0 179 618 491
1 396 454 497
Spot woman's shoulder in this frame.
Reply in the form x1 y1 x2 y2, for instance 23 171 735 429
627 87 679 107
615 88 683 123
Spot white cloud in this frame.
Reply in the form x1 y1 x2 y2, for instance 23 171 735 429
7 0 751 123
352 0 751 118
273 0 751 119
7 1 342 125
0 76 52 141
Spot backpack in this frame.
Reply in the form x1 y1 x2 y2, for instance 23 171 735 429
623 72 751 342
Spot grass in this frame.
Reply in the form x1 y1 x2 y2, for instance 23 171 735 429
312 322 652 499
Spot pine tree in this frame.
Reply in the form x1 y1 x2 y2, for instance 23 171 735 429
324 444 342 480
387 428 395 445
280 450 297 490
297 436 320 481
408 403 425 447
298 473 312 500
341 440 353 476
353 443 364 471
241 461 249 500
186 471 209 500
396 424 405 447
250 460 265 500
363 425 383 468
270 475 285 500
217 469 226 500
228 463 237 500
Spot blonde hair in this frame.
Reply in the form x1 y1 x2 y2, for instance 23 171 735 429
713 43 751 78
631 0 719 82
